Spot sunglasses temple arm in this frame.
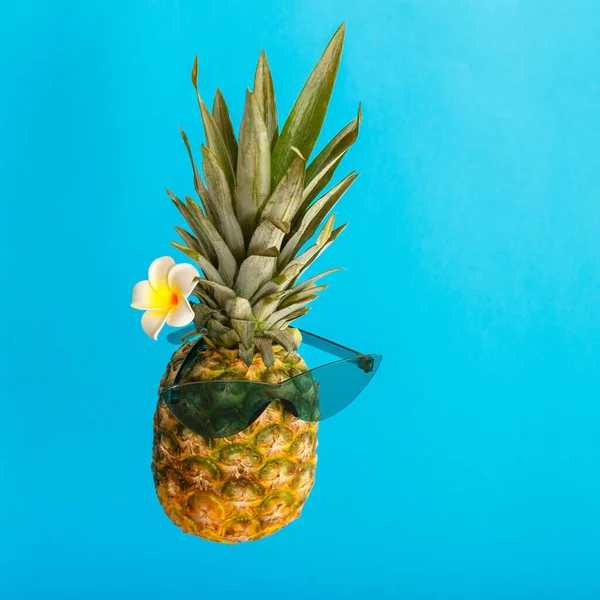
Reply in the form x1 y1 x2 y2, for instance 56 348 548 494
166 326 363 360
298 329 360 360
166 325 196 345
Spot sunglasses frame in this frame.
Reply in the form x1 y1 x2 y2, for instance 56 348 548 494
160 326 382 437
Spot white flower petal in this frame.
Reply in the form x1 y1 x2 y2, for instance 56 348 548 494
149 256 176 298
166 297 195 327
167 263 200 297
141 308 170 340
131 280 170 310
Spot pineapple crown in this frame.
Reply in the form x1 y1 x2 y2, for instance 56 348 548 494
168 23 361 367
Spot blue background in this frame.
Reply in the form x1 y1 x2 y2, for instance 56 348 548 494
2 1 600 598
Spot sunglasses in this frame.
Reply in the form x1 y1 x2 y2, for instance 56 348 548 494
162 327 382 438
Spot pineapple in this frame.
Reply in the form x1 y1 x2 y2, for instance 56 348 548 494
151 23 362 543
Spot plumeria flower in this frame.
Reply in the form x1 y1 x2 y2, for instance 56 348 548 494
131 256 199 340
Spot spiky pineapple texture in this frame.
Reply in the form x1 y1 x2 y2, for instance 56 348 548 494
153 342 318 543
167 23 360 364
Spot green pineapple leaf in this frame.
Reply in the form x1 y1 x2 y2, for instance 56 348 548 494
201 145 246 262
206 317 230 338
192 304 219 330
306 103 362 184
170 240 225 285
249 280 281 305
191 288 219 309
174 226 202 253
215 329 241 349
225 297 254 320
231 319 255 350
300 150 347 213
254 49 279 151
292 267 344 293
272 263 303 287
290 223 348 287
253 245 281 258
269 306 310 330
191 56 236 191
269 297 319 328
238 343 255 367
260 153 305 224
212 89 238 168
268 218 292 234
247 220 286 257
261 329 298 352
254 337 275 368
253 290 288 320
248 262 303 305
236 89 271 241
281 219 347 289
184 195 238 287
179 128 212 216
195 278 237 308
316 213 336 245
167 189 217 263
271 23 346 188
279 285 327 309
279 172 358 268
234 255 277 299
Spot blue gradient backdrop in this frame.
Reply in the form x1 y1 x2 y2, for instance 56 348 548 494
2 1 600 598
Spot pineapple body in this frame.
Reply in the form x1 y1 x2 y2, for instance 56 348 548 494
152 342 318 543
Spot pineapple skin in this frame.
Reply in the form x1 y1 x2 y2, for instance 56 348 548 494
152 341 318 544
